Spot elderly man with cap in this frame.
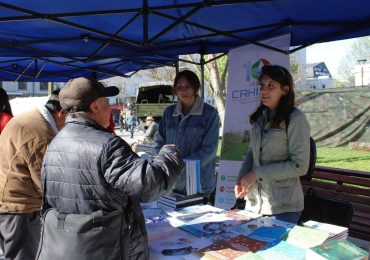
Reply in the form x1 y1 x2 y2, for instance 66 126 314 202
142 116 158 144
0 90 66 260
40 77 184 259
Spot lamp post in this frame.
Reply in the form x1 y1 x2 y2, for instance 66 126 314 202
357 59 367 87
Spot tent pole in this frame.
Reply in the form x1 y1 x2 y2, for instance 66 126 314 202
175 61 179 74
200 54 205 99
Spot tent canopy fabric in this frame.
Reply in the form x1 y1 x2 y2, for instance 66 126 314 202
0 0 369 81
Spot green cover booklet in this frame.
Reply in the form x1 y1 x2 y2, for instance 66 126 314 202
307 239 369 260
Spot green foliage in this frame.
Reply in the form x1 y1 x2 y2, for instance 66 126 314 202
338 36 370 83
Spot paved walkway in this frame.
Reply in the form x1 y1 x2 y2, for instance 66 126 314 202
114 128 145 146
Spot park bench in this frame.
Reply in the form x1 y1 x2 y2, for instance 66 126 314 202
301 166 370 242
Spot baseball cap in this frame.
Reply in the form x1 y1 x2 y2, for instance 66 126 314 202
60 77 119 112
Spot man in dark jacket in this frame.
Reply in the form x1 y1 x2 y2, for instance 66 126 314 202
41 77 184 259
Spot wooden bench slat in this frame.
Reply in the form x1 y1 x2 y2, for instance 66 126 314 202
315 166 370 178
302 182 370 196
351 216 370 228
348 230 370 241
311 172 370 187
353 204 370 214
302 187 370 205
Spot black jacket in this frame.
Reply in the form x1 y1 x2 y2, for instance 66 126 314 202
41 116 184 259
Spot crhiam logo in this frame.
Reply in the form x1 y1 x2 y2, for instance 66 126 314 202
251 58 271 79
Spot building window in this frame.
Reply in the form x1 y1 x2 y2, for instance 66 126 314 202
40 82 48 91
313 85 316 89
322 84 326 89
18 82 27 91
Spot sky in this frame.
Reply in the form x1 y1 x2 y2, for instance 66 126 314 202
306 38 355 79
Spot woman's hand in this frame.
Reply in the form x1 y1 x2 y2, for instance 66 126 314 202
235 171 257 198
234 183 246 199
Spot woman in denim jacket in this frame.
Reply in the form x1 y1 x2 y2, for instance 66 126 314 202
235 65 310 224
156 70 219 197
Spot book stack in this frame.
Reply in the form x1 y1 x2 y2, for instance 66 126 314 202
176 210 261 238
283 225 330 249
256 240 306 260
248 226 289 243
307 239 369 260
231 216 295 237
195 234 268 259
303 220 349 242
184 159 200 195
157 192 204 210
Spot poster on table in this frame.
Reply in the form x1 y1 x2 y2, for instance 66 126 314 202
214 34 290 209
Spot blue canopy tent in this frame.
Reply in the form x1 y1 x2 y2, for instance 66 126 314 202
0 0 369 81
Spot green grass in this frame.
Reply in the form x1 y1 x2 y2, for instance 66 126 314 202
217 137 222 157
217 139 370 172
316 147 370 172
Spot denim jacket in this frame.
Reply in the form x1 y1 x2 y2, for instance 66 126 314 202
156 96 219 194
237 107 310 215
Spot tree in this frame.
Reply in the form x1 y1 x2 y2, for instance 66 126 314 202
145 66 176 82
337 36 370 85
185 54 227 126
289 53 306 88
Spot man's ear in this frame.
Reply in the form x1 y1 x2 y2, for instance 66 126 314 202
89 100 99 113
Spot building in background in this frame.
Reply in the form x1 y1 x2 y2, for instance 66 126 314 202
0 81 61 98
353 61 369 87
291 48 307 88
306 62 335 89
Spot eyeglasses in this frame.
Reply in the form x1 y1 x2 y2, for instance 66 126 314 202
175 84 192 92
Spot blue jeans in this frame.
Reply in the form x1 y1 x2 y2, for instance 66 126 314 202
268 212 301 224
128 124 135 138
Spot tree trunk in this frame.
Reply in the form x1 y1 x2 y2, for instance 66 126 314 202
186 54 226 128
207 56 225 127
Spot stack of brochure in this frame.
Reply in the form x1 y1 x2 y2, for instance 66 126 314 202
184 159 200 195
303 220 349 242
157 192 204 209
174 209 262 238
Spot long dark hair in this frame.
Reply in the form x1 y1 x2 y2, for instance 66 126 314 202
0 88 13 116
250 65 295 128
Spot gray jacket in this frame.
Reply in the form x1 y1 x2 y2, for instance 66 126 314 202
42 116 184 259
237 108 310 215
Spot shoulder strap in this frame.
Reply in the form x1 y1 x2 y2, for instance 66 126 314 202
41 172 51 212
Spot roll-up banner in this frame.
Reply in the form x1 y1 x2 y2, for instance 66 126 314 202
215 34 291 209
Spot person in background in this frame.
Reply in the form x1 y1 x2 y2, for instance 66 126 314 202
142 116 158 144
0 90 66 260
0 88 13 134
156 70 219 201
41 77 184 259
106 111 116 134
119 108 126 133
126 110 137 139
235 65 310 224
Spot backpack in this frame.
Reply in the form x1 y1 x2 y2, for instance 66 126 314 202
286 112 317 181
